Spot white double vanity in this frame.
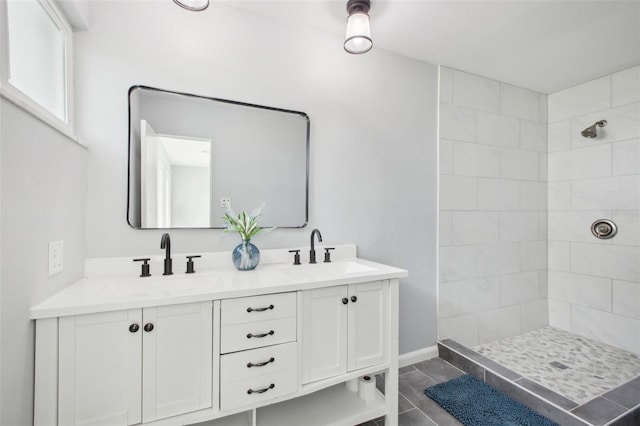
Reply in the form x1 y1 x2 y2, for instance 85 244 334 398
32 245 407 426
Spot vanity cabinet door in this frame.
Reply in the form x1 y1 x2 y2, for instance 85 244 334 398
301 285 348 383
58 301 213 426
59 309 142 426
301 281 389 384
142 301 213 423
348 280 389 371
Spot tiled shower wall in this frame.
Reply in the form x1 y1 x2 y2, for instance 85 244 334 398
438 67 549 346
547 65 640 354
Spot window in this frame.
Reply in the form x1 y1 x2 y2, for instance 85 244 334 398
0 0 75 137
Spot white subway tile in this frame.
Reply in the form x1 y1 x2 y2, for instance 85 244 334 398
571 305 640 354
571 243 640 283
612 138 640 176
438 313 479 347
440 139 454 175
440 66 454 104
500 271 540 306
440 175 478 211
612 65 640 107
538 212 548 240
500 211 539 241
439 245 477 282
548 181 571 211
478 178 520 211
520 120 547 152
519 240 547 272
477 112 520 148
548 241 571 272
440 277 500 316
439 211 453 246
520 181 546 211
571 103 640 146
613 280 640 319
452 71 500 113
440 103 477 142
548 211 610 244
477 242 521 276
477 305 522 344
500 149 539 181
548 120 571 152
572 176 640 211
548 144 611 181
610 209 640 247
452 211 500 245
522 299 549 332
452 141 500 178
548 76 611 122
539 271 548 298
548 270 612 311
500 84 541 121
548 299 571 330
539 153 548 182
539 94 548 124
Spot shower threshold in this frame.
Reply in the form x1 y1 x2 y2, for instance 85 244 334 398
438 335 640 426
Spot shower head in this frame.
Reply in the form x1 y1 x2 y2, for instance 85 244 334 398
581 120 607 138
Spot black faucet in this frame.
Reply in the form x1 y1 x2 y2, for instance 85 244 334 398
309 229 322 264
160 233 173 275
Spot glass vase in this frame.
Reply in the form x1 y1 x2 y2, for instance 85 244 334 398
232 240 260 271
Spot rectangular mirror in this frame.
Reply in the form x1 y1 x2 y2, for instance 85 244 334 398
128 86 309 229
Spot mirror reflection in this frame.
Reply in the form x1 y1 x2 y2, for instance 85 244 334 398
128 86 309 229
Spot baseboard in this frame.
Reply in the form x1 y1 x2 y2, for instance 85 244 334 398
399 345 438 368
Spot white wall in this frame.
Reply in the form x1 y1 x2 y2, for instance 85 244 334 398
0 99 87 426
438 67 549 347
547 65 640 354
75 2 439 354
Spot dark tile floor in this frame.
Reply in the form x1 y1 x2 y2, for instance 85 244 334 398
358 358 465 426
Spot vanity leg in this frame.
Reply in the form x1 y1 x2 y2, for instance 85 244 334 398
34 318 58 426
385 279 399 426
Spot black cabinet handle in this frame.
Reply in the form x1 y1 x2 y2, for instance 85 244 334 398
129 324 140 333
144 323 154 332
247 383 275 394
342 298 348 305
246 304 274 313
351 296 358 303
247 330 275 339
247 357 275 368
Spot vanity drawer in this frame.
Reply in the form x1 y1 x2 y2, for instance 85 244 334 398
220 368 298 412
221 292 296 326
221 342 297 384
221 317 296 354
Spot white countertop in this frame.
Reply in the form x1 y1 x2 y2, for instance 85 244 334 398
31 246 407 319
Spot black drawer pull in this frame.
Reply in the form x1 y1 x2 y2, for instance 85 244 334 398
247 330 275 339
247 357 275 368
247 383 275 395
247 304 274 313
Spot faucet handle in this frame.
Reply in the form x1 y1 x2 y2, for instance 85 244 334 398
323 248 335 263
133 258 151 277
186 255 201 274
288 249 301 265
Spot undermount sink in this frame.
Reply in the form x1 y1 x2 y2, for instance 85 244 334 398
276 260 377 277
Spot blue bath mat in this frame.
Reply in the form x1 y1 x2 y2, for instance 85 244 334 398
425 374 559 426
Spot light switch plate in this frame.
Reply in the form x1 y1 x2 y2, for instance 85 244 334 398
48 241 64 276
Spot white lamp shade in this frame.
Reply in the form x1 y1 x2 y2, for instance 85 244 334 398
344 12 372 54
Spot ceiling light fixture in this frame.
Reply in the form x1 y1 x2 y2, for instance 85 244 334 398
173 0 209 12
344 0 372 54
